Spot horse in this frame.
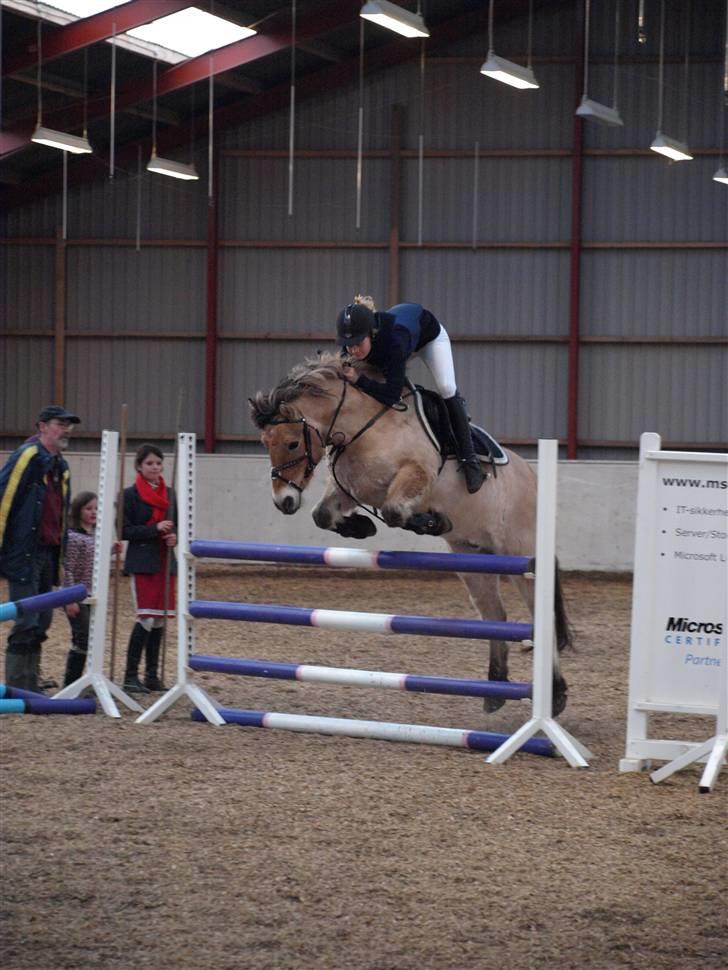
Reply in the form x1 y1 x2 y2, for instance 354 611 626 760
249 352 571 716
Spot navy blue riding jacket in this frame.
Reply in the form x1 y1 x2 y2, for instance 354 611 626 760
353 303 441 406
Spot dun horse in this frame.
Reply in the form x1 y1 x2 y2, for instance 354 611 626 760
249 352 570 715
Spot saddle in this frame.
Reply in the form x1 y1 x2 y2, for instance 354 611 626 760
404 380 509 467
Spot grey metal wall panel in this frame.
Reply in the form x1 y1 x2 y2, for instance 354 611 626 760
454 343 568 440
421 63 575 150
65 164 208 240
399 249 570 337
219 59 576 155
582 61 720 151
219 249 388 332
1 246 55 329
582 157 728 242
218 339 320 437
67 247 206 332
400 156 572 242
220 158 390 242
580 250 728 337
579 345 728 443
1 197 59 238
65 339 205 435
0 338 54 431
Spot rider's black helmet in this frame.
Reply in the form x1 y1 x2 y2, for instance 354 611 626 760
336 303 375 347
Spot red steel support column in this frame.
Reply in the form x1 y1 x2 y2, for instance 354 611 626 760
388 105 402 307
205 151 219 453
567 0 586 460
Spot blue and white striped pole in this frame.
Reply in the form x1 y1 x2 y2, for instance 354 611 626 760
0 584 87 623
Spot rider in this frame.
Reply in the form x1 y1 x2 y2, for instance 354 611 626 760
336 296 484 494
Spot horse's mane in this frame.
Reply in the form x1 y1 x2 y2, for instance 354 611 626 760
249 351 345 428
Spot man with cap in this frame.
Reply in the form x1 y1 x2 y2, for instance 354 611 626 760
336 296 484 493
0 405 80 690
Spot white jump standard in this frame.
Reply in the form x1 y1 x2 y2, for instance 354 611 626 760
138 434 590 768
52 430 144 719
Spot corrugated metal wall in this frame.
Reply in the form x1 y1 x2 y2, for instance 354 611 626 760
1 0 726 457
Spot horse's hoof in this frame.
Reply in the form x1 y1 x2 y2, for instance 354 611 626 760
382 508 403 529
483 694 506 714
406 512 434 535
406 511 452 536
336 514 377 539
313 508 332 530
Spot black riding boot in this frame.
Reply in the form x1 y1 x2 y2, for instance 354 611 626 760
63 650 86 687
445 394 484 494
5 645 29 690
144 627 167 692
123 623 150 694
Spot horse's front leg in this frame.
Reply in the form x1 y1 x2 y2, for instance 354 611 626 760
381 461 450 535
312 476 377 539
459 573 511 713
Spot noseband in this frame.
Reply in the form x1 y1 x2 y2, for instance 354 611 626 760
269 417 320 494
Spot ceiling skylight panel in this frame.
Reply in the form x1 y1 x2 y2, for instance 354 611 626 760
126 7 256 59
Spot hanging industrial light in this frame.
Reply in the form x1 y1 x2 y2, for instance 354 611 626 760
360 0 429 39
650 0 692 161
31 19 92 154
146 60 199 181
481 0 539 90
576 0 624 126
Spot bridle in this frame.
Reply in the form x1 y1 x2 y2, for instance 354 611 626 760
268 379 394 500
269 416 319 494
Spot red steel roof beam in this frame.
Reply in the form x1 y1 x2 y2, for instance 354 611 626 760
0 0 361 158
3 0 192 76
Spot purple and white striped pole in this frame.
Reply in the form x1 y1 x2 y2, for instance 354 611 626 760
189 600 533 643
191 707 554 757
190 540 533 576
189 655 532 700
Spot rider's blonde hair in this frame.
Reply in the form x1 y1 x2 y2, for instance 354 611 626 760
353 294 376 312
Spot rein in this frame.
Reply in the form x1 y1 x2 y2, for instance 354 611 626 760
327 383 407 524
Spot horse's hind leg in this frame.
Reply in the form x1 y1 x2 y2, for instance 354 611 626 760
459 573 511 713
509 572 568 717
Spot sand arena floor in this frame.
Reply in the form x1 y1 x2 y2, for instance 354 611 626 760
1 567 726 970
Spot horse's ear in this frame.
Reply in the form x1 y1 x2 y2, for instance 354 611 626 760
248 394 267 429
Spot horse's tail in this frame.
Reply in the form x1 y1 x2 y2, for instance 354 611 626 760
554 557 573 651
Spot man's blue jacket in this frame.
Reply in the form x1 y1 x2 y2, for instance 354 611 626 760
0 439 71 583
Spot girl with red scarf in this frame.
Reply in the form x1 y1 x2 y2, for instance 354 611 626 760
122 444 177 693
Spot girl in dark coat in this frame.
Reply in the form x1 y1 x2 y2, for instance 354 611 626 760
122 444 176 693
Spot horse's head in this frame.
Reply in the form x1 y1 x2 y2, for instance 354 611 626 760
249 384 327 515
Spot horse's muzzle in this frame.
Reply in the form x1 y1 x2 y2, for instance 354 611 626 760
274 488 301 515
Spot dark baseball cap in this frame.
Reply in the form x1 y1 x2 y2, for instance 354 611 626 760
37 405 81 425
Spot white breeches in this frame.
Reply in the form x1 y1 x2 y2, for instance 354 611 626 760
417 325 458 399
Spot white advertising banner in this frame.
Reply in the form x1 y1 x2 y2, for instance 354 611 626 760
622 433 728 772
646 455 727 709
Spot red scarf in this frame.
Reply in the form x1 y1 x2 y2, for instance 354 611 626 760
135 473 170 526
